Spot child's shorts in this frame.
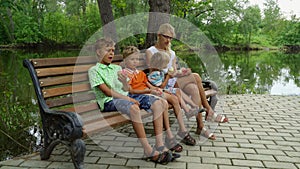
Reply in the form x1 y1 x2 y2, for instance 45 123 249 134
102 94 158 116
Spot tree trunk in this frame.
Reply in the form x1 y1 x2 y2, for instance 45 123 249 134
145 0 170 48
6 8 15 42
97 0 119 53
81 0 86 15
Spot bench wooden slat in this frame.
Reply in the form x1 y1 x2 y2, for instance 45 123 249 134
43 83 90 98
62 102 99 114
46 92 95 108
84 110 150 135
31 55 124 68
84 115 130 134
36 65 93 77
40 73 89 87
31 57 80 68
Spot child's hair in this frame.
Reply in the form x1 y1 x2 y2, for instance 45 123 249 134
150 51 170 70
122 46 140 59
94 37 115 51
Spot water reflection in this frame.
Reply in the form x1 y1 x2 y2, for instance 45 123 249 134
270 68 300 95
197 51 300 95
0 49 80 161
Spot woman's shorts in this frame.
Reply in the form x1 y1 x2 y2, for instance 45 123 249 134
103 94 159 116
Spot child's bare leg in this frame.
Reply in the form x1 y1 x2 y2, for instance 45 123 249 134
164 92 187 133
129 104 153 155
150 99 166 149
175 89 189 113
158 95 183 152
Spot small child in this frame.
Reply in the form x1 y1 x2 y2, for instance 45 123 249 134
147 52 205 119
122 46 196 149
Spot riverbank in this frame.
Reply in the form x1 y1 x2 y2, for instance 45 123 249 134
1 94 299 169
2 43 299 53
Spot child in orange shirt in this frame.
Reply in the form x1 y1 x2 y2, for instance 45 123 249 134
122 46 196 150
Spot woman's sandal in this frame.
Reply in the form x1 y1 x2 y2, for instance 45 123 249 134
156 146 181 161
195 127 216 140
177 131 196 146
206 112 228 123
143 147 173 165
165 137 183 152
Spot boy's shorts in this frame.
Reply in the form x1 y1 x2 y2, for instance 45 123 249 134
102 94 158 116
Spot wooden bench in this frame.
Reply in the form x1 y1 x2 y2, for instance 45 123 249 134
23 54 217 169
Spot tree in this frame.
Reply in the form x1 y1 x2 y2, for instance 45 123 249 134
97 0 119 52
239 5 261 47
145 0 171 48
97 0 116 39
262 0 282 42
0 0 17 43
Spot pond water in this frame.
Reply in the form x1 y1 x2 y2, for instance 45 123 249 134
0 48 299 160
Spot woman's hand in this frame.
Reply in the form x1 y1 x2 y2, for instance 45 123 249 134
176 67 192 77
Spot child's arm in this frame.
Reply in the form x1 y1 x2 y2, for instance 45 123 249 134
98 84 139 105
146 81 158 90
159 73 170 89
129 87 151 94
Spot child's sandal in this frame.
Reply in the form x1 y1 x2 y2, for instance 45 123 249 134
156 146 180 161
177 131 196 146
143 147 172 165
165 137 183 152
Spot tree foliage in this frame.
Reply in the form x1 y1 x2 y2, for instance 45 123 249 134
0 0 299 47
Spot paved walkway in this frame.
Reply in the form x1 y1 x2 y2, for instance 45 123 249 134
1 94 300 169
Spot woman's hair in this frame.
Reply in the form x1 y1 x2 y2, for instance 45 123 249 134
157 23 176 38
157 23 175 55
94 37 115 51
149 51 170 70
122 46 140 59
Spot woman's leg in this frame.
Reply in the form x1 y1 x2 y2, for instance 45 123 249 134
180 89 199 108
181 75 211 132
192 74 228 123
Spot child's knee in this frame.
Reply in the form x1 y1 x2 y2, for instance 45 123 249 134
129 104 140 117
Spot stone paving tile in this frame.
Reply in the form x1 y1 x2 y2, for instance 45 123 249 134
232 159 264 167
0 167 29 169
201 157 232 165
47 162 74 169
1 95 300 169
244 154 275 161
219 165 250 169
19 160 51 168
263 161 298 169
98 157 127 165
215 152 245 159
0 159 24 166
187 163 217 169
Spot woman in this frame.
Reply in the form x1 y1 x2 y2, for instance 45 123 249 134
145 23 228 140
